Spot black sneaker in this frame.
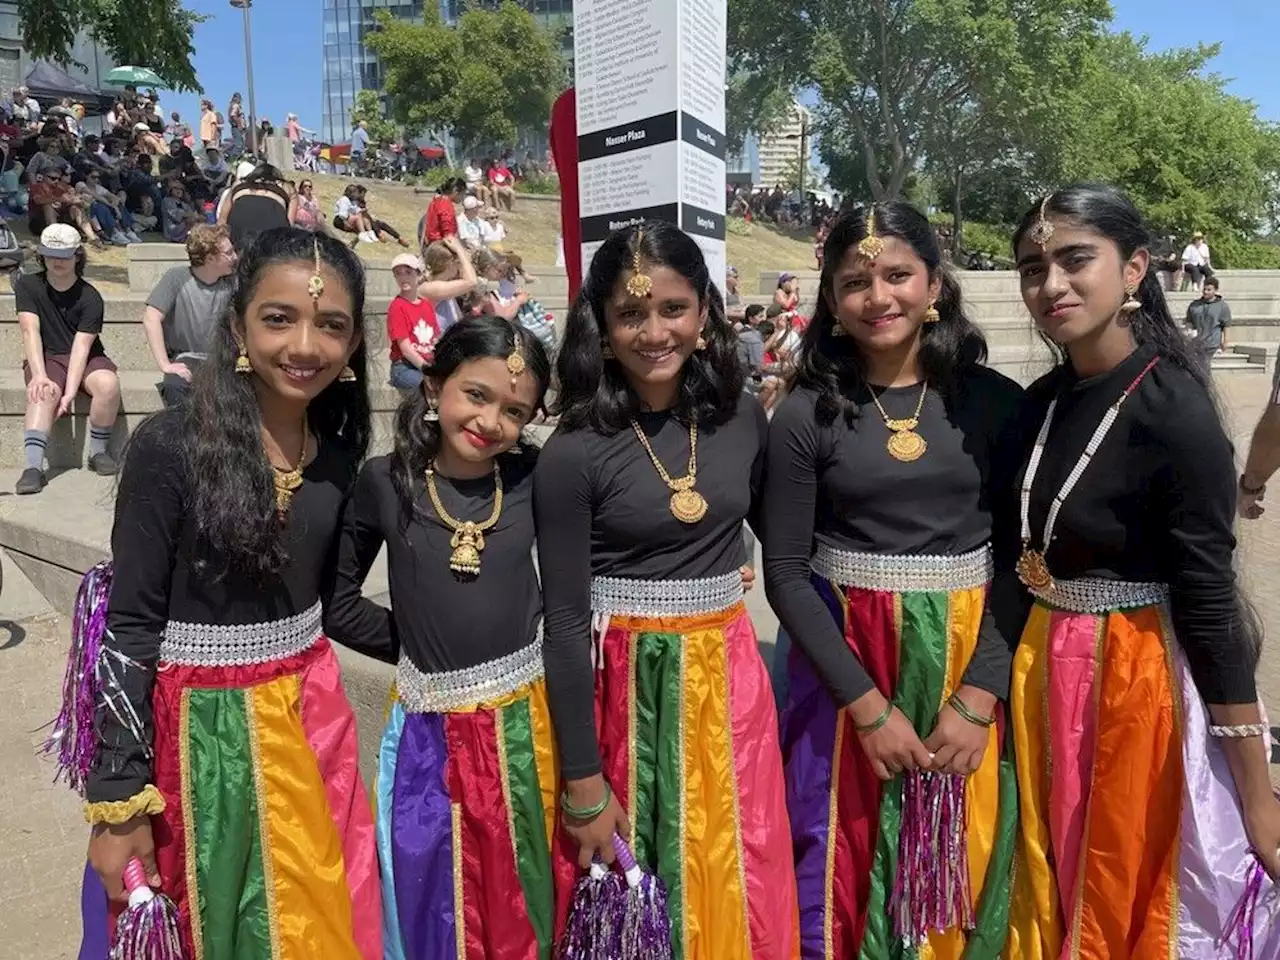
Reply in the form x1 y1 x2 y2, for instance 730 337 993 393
15 467 46 495
88 452 119 476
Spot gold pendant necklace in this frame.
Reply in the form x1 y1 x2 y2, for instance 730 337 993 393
630 420 708 524
270 416 309 514
1017 355 1160 592
867 382 928 462
425 460 504 576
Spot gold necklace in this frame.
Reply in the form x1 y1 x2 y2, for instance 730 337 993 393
425 460 504 576
630 420 708 524
866 382 928 462
270 416 309 514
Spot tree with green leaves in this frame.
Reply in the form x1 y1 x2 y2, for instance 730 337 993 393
365 3 566 157
732 0 1108 200
18 0 204 92
349 90 399 147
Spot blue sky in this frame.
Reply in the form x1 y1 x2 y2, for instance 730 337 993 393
157 0 1280 138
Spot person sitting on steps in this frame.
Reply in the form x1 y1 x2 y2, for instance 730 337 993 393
140 224 238 409
15 224 122 494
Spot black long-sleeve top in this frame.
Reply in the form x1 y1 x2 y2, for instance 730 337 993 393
86 410 367 803
535 394 769 779
1016 342 1256 704
325 450 541 673
762 367 1025 709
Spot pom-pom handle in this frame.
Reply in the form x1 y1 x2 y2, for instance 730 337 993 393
611 832 644 887
123 857 155 908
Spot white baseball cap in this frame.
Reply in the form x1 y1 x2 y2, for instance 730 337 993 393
235 160 257 180
38 223 82 258
391 253 423 272
462 196 481 210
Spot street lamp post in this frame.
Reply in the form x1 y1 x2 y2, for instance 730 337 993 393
229 0 259 157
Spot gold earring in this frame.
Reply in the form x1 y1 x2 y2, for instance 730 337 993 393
601 340 614 360
695 335 707 351
831 322 846 337
924 301 940 323
338 365 357 382
235 344 252 374
1120 285 1141 314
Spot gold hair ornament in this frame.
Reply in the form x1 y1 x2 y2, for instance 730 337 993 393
857 208 885 260
624 231 653 299
507 331 527 385
1028 195 1055 248
307 238 325 301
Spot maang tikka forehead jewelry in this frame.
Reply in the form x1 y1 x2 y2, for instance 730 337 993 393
307 238 325 301
857 207 885 260
624 230 653 299
1028 195 1056 249
506 331 526 385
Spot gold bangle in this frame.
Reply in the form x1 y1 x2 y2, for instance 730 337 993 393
84 784 166 825
854 702 893 734
948 692 995 728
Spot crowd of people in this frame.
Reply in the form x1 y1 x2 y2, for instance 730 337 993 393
0 83 324 250
24 174 1276 960
13 162 543 496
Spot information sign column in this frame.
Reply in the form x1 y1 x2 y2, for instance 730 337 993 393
573 0 728 288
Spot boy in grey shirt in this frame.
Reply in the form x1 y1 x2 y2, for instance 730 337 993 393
1185 277 1231 372
141 224 237 407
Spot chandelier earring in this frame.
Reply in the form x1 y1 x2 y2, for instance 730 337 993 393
1119 284 1142 315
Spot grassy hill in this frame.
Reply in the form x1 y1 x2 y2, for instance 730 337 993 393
5 172 819 295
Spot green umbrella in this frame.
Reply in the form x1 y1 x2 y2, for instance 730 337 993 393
104 66 165 88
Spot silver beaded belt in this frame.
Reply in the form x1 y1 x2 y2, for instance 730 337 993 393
810 544 993 593
590 572 744 618
1031 577 1169 615
159 600 323 667
397 640 544 713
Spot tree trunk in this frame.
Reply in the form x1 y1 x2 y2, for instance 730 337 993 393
951 169 963 256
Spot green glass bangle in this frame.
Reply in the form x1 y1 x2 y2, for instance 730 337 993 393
560 783 611 821
854 702 892 734
948 692 995 728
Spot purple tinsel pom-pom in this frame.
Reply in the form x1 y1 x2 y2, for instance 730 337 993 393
1221 858 1266 960
558 835 674 960
890 769 974 945
111 895 185 960
40 560 114 794
559 865 627 959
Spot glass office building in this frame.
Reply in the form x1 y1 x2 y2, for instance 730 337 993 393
321 0 574 146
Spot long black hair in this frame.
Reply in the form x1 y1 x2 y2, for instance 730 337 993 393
390 316 551 530
793 202 988 427
1011 183 1208 388
554 220 743 432
185 227 372 577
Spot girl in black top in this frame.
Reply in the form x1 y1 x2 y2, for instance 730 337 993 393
74 228 384 958
762 203 1021 957
326 317 558 958
1003 185 1280 956
535 221 798 958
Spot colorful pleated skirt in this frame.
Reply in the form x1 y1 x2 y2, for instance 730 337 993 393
376 640 559 959
782 545 1018 960
79 602 382 960
552 572 800 960
1005 577 1280 958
